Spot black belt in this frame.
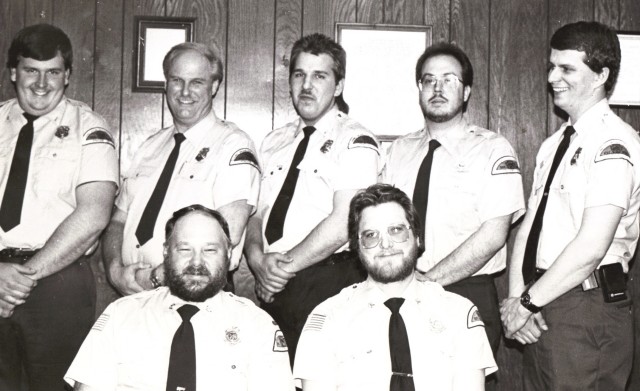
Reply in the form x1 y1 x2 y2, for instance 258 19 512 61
0 247 40 264
534 267 600 291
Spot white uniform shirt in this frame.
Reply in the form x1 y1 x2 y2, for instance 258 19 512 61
117 110 260 269
65 287 294 391
530 99 640 272
384 120 525 274
0 98 119 249
257 107 380 253
293 277 497 390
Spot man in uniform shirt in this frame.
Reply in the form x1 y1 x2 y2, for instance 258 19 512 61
0 24 118 391
245 33 380 362
383 43 525 355
294 184 497 390
501 21 640 390
66 204 294 390
103 42 259 295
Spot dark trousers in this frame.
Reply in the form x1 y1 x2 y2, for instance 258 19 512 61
523 287 632 391
261 251 366 366
445 274 502 356
0 260 96 391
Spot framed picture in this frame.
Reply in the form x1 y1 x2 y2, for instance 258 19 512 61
134 16 195 92
609 32 640 107
336 23 432 141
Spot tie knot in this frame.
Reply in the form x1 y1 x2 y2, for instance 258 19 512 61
563 126 575 138
174 132 186 144
23 113 39 123
429 139 441 150
384 298 405 314
177 304 199 321
303 126 316 138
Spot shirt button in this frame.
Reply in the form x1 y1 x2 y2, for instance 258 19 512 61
270 171 274 175
190 175 194 179
314 169 317 173
136 244 140 248
231 365 236 369
52 153 57 157
560 185 564 189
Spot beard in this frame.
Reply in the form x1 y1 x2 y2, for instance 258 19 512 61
164 260 228 302
421 94 464 123
361 246 418 284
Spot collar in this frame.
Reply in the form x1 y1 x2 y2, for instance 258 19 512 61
568 98 610 136
160 286 225 313
178 109 218 146
295 105 340 140
9 97 68 125
362 275 420 308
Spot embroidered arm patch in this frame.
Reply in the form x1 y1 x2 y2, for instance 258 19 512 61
273 330 288 352
91 313 110 331
303 313 326 332
83 127 115 149
595 140 632 165
467 306 484 329
230 148 260 172
491 156 520 175
348 135 379 154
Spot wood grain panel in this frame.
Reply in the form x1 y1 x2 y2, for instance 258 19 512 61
489 2 548 390
53 0 95 105
450 0 490 128
273 0 302 129
594 0 619 29
226 0 275 146
383 0 423 25
356 0 383 24
302 0 356 37
95 0 124 145
546 0 593 135
119 0 165 175
0 0 25 101
25 0 52 25
165 0 227 127
424 0 449 43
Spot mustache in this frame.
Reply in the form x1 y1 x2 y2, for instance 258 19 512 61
299 89 314 99
182 265 211 276
429 94 447 102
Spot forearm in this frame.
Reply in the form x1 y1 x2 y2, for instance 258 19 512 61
102 214 126 276
285 215 348 273
218 200 252 248
244 215 266 268
423 215 511 286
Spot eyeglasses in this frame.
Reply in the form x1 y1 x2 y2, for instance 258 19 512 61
418 74 463 91
358 224 412 249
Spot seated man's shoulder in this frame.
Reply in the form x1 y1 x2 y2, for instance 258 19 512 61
421 283 485 330
221 292 279 325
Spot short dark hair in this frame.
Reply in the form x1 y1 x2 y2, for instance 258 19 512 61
7 24 73 72
165 204 231 246
348 184 424 256
550 21 620 94
415 42 473 87
289 33 346 82
163 42 224 83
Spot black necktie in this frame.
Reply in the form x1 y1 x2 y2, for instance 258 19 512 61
265 126 315 244
166 304 199 391
385 298 415 391
522 126 576 284
0 113 38 232
412 139 441 244
135 133 186 245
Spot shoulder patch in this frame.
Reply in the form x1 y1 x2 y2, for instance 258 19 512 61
229 148 260 172
595 140 632 165
91 313 110 331
303 313 326 332
273 330 288 352
83 127 115 148
467 306 484 329
348 135 379 154
491 156 520 175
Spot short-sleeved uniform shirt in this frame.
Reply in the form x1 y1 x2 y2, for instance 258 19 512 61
117 110 260 269
257 107 381 253
384 120 525 274
530 99 640 272
293 277 497 390
0 98 119 249
65 287 294 390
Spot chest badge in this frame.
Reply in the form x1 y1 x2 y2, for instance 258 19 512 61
570 147 582 165
55 125 69 139
320 139 333 153
225 327 240 345
196 147 210 161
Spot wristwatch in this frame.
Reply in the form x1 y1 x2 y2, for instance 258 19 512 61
520 291 542 313
150 268 162 289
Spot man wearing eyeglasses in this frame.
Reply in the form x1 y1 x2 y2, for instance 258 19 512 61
294 184 497 390
383 43 525 358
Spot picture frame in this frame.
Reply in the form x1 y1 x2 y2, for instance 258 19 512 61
133 16 195 92
336 23 432 142
609 31 640 107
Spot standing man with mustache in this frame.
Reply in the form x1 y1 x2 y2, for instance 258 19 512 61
383 43 525 360
103 42 260 296
245 33 381 363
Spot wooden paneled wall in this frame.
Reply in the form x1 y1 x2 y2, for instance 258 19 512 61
1 1 640 390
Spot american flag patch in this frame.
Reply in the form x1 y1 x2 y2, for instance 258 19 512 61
303 313 326 331
92 313 110 331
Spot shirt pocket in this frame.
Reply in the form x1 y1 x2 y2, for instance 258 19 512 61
177 160 213 182
33 146 79 194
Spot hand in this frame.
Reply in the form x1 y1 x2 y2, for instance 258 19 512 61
248 252 295 302
512 313 548 345
0 263 36 308
500 297 533 338
107 260 150 295
135 264 163 291
0 298 16 318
